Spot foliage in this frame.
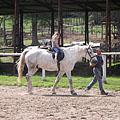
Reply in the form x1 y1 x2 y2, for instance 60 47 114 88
23 13 52 28
0 16 3 28
0 15 13 29
0 12 106 29
0 75 120 91
89 12 105 24
111 64 120 76
0 59 3 63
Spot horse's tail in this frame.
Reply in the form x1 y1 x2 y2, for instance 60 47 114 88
17 49 29 82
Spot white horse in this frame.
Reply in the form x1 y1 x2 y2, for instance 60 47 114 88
17 45 97 95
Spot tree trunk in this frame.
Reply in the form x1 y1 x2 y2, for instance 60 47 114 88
112 11 120 38
31 14 40 46
3 16 7 46
117 25 120 38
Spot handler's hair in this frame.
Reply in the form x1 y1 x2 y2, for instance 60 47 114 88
96 47 101 51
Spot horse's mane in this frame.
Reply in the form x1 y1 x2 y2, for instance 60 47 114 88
62 45 88 51
24 45 89 54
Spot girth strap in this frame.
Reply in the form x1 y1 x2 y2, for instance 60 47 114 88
57 61 60 71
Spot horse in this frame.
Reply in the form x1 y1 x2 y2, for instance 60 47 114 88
17 45 97 95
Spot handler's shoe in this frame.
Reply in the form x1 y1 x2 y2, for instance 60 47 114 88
101 92 108 95
85 88 89 92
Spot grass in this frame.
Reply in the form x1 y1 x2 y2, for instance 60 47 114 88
24 39 32 46
24 40 42 46
0 75 120 91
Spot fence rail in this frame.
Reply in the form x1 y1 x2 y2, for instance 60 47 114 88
0 52 120 81
0 52 45 80
0 53 21 57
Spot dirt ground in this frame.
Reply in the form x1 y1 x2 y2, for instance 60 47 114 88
0 86 120 120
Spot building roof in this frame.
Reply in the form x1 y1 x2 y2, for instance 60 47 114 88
0 0 120 15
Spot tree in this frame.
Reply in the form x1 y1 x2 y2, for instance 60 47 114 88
31 13 40 45
112 11 120 38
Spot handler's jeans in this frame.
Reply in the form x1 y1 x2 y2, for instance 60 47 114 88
87 67 105 93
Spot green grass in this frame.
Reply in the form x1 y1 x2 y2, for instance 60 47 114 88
0 75 120 91
24 40 32 46
64 25 106 34
24 40 42 46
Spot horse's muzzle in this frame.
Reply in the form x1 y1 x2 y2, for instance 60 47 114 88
91 57 98 64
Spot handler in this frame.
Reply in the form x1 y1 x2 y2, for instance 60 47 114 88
85 48 108 95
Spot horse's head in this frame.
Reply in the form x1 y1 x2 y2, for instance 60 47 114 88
85 45 98 64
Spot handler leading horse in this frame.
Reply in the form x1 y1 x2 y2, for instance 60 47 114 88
17 45 97 95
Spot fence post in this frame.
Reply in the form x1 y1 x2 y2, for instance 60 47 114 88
42 69 46 81
102 55 107 83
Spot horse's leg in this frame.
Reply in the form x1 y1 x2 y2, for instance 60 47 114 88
52 71 65 94
66 71 77 95
26 67 37 94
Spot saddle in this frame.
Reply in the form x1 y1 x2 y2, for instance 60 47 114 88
48 47 65 71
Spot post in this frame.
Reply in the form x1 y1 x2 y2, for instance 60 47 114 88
105 0 109 52
106 0 111 75
102 55 107 83
14 0 17 53
14 0 19 53
85 10 89 45
101 24 103 40
42 69 45 81
108 1 111 75
51 12 54 37
58 0 63 46
13 0 19 74
20 13 24 51
3 15 6 46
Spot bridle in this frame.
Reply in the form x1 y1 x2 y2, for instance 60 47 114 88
85 48 96 62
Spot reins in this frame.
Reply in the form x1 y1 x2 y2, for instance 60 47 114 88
85 48 96 62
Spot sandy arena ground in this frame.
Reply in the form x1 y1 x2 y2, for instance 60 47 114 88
0 86 120 120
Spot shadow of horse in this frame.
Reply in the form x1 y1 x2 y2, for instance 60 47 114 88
42 94 114 97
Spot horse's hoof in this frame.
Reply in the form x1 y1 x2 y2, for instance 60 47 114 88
28 91 33 95
52 92 56 95
73 92 77 95
29 92 33 95
71 91 77 96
